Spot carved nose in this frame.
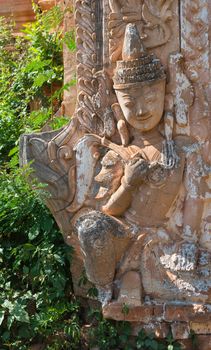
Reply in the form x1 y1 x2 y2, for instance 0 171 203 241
136 108 144 117
136 108 150 120
137 110 149 118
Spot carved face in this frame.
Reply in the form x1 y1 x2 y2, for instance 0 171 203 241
115 80 166 132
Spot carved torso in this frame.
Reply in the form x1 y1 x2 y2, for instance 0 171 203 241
124 143 186 227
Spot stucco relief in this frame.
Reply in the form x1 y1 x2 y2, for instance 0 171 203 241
20 0 211 323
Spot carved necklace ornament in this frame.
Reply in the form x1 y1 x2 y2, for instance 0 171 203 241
20 0 211 329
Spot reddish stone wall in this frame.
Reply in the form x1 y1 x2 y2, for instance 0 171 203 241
0 0 58 30
0 0 35 30
37 0 57 11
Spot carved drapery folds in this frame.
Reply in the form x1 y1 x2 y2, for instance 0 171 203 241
20 0 211 330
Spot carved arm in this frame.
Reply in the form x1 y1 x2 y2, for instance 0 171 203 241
102 157 149 216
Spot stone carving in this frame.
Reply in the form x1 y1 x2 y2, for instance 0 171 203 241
108 0 174 62
20 0 211 332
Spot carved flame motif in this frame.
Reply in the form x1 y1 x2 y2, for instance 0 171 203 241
109 0 174 62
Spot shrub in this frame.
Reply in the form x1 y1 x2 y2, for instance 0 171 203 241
0 5 79 349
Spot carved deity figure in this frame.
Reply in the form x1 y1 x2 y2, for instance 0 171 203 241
20 1 211 317
73 24 198 306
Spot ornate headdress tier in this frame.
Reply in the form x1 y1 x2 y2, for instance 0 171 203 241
113 23 166 89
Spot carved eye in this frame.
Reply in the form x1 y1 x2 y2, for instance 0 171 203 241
125 101 134 108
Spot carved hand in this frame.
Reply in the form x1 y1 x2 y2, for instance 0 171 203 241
123 157 149 187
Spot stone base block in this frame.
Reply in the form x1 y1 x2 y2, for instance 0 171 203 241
103 301 211 348
103 302 211 323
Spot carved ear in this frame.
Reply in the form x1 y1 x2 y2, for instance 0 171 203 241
112 103 130 146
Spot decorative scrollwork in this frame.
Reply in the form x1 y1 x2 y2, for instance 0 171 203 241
108 0 174 63
75 0 116 137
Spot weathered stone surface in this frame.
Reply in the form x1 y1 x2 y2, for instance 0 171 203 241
132 322 170 338
117 271 142 306
164 304 211 322
171 322 190 340
103 303 155 323
62 0 76 118
20 0 211 343
191 335 211 349
190 322 211 335
180 336 211 350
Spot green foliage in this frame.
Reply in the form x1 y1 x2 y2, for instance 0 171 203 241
135 329 182 350
88 309 121 350
0 166 81 349
88 309 182 350
122 302 130 316
0 4 78 350
0 4 75 163
64 30 76 52
189 329 198 349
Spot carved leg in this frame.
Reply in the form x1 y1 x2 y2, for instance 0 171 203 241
74 210 130 305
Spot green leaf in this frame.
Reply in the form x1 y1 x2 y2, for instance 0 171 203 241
25 59 52 72
64 30 76 51
18 325 31 339
137 329 146 340
122 303 130 315
0 310 5 325
119 334 129 344
150 339 159 350
23 265 29 274
2 299 13 311
8 145 19 157
168 345 174 350
53 253 64 264
33 72 50 87
9 153 19 168
7 315 15 330
23 243 36 250
136 339 144 349
2 331 10 341
12 303 30 323
28 225 40 240
42 6 64 30
42 216 54 234
50 116 69 130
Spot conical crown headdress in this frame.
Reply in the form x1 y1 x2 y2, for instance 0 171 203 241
113 23 166 89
